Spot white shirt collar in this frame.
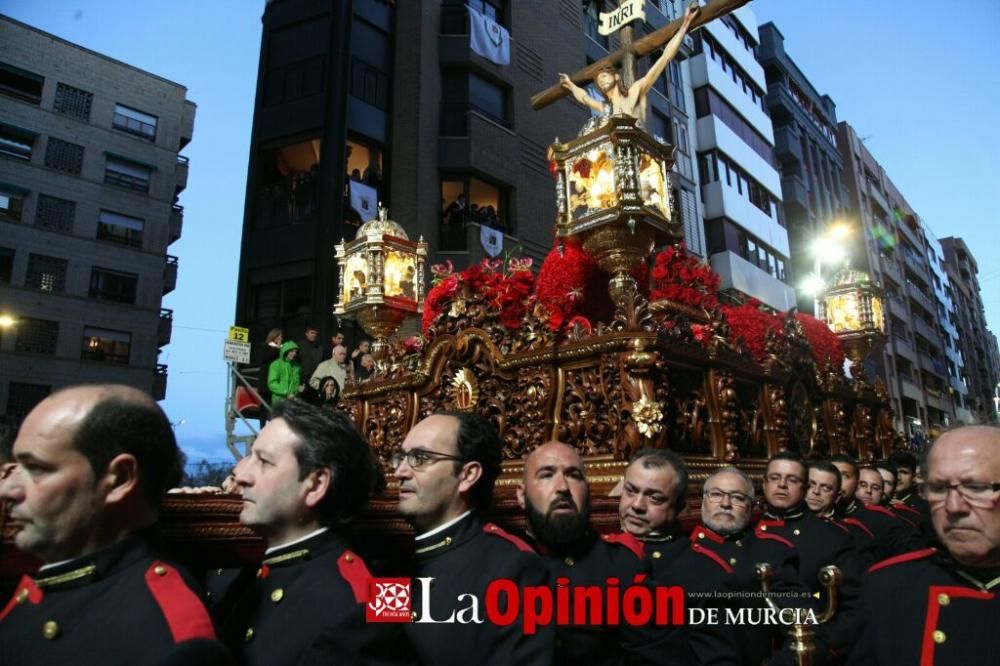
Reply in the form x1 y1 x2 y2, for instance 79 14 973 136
416 511 472 542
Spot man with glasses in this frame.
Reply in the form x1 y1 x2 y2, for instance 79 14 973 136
759 452 861 662
849 425 1000 665
393 412 554 665
682 466 815 666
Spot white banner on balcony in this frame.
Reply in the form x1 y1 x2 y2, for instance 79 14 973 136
599 0 645 36
480 224 503 258
468 5 510 66
349 180 378 222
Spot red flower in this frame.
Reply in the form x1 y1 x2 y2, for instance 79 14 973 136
795 313 845 371
650 244 720 309
721 303 782 362
537 242 611 332
422 274 460 332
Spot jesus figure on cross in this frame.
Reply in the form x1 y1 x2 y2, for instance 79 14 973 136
558 1 699 124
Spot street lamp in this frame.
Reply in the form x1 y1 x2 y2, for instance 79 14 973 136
0 314 16 328
800 221 851 303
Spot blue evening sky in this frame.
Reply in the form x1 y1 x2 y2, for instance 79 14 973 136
2 0 997 463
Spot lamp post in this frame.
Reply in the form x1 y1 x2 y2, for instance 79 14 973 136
817 268 887 390
333 204 427 375
800 221 851 309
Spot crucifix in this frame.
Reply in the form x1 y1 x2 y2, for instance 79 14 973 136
532 0 752 118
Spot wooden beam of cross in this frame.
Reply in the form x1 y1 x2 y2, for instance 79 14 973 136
530 0 752 111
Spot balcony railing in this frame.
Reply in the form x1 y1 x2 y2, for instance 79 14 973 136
169 204 183 244
153 364 168 400
163 254 178 295
158 308 173 347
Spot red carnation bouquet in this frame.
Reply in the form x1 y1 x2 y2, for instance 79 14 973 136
650 243 720 310
721 299 783 362
795 312 845 372
421 255 536 334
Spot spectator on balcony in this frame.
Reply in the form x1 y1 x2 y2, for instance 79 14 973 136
267 341 303 406
310 345 348 391
297 324 324 382
257 328 283 425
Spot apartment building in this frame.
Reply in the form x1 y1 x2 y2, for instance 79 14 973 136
0 16 195 418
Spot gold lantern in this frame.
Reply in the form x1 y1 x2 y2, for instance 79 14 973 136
549 115 683 326
818 268 886 388
334 205 428 373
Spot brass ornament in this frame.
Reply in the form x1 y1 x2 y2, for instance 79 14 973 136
631 396 664 438
448 368 479 412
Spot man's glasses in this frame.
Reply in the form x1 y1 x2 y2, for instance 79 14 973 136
704 489 751 507
391 448 465 470
918 481 1000 508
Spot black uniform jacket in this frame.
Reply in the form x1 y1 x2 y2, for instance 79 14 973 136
533 528 695 666
849 547 1000 666
0 534 231 665
836 499 922 565
222 528 410 666
404 512 555 666
759 504 863 662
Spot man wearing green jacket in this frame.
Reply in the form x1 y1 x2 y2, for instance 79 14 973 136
267 341 302 406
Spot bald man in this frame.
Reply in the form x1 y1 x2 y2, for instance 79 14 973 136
0 385 231 665
518 441 694 666
850 426 1000 665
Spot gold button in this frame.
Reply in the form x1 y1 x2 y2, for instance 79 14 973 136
344 554 354 563
735 540 743 547
564 557 575 567
697 532 705 539
16 588 29 604
271 588 284 603
759 525 767 531
256 568 265 578
793 529 801 536
932 630 946 644
411 611 420 621
652 551 662 559
938 593 950 606
245 627 254 642
444 537 453 546
43 621 59 640
154 565 167 576
729 558 737 565
489 525 497 532
216 568 224 576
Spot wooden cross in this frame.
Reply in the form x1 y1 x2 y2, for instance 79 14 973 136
531 0 751 111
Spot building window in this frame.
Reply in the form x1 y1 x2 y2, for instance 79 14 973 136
53 83 93 120
105 156 152 193
6 383 51 419
253 138 322 230
0 188 25 221
14 317 59 355
0 62 44 105
668 60 685 112
0 247 13 284
44 137 84 175
25 253 68 293
89 267 138 304
0 122 36 161
113 104 158 142
350 58 389 111
694 87 776 168
250 276 312 330
441 0 506 33
698 149 776 218
441 70 510 136
96 210 145 247
440 175 509 251
737 230 787 282
34 194 76 234
81 327 131 364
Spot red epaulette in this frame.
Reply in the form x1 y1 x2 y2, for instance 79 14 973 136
602 531 645 560
892 502 921 516
690 542 734 574
864 504 897 518
868 547 936 574
0 575 42 622
337 550 373 604
841 517 874 539
690 526 726 545
753 524 795 548
484 523 536 553
824 518 849 533
144 561 216 642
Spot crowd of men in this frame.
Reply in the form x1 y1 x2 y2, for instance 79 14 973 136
1 384 997 664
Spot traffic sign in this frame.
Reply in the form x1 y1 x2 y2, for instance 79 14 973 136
228 326 250 342
224 338 251 364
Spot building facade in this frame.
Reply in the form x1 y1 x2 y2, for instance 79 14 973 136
235 0 710 349
940 236 1000 424
0 16 194 418
756 22 847 314
689 6 793 311
837 122 958 436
